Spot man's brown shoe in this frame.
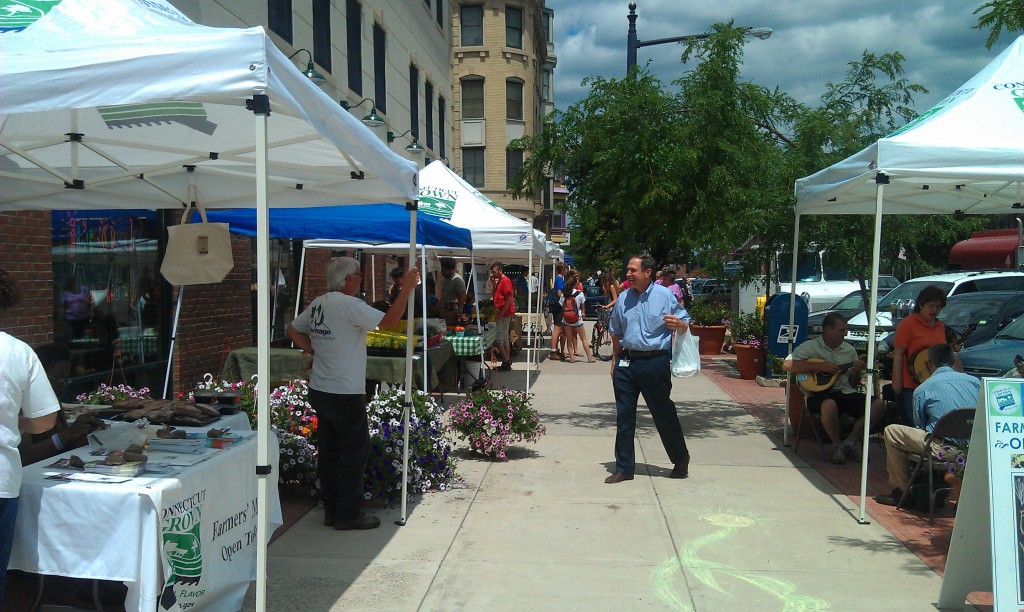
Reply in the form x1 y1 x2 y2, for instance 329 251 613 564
604 472 634 484
670 459 689 479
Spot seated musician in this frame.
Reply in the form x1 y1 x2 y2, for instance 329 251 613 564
874 343 979 506
783 312 884 464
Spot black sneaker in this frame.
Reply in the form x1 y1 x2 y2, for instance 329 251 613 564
873 487 904 506
498 362 513 371
334 513 381 530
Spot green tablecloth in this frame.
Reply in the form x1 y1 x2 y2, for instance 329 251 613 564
220 347 309 383
220 343 456 391
445 326 499 356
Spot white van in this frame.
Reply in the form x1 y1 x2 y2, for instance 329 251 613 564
844 270 1024 351
774 249 877 312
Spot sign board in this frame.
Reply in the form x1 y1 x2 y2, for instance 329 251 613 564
984 379 1024 608
939 378 1024 609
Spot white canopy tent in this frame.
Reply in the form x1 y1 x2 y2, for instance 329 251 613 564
792 35 1024 527
0 1 419 610
419 160 550 388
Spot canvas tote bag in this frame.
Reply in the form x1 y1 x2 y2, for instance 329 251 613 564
160 186 234 285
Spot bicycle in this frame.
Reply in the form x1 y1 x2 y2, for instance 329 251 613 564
591 307 613 361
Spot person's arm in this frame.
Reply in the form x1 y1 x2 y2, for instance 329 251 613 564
287 325 314 354
892 346 906 393
20 412 99 466
912 388 926 429
379 268 422 329
782 355 839 375
22 411 58 435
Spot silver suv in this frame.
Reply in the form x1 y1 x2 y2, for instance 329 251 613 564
844 270 1024 351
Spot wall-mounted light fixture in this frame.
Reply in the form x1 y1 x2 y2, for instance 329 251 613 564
340 98 385 127
387 129 424 155
287 49 326 86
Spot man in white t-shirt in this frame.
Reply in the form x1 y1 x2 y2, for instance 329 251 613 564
1 267 61 603
288 257 420 531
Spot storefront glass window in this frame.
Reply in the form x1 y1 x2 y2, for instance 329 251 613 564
50 210 165 392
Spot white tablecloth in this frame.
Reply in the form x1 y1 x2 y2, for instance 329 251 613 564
11 421 282 611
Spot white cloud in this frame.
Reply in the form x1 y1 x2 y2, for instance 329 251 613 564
546 0 1001 113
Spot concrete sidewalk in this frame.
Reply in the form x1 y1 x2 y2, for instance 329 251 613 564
248 352 944 610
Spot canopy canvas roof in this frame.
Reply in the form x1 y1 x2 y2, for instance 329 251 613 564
0 0 418 211
794 34 1024 216
418 160 546 258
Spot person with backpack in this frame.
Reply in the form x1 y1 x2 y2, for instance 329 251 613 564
561 271 594 363
547 263 567 361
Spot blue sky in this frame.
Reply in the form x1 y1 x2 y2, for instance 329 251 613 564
545 0 1005 119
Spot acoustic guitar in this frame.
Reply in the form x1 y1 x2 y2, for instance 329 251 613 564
796 358 857 394
909 324 975 384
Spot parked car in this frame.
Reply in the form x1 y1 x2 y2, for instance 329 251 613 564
582 284 606 319
958 312 1024 378
806 285 897 340
876 291 1024 378
844 270 1024 352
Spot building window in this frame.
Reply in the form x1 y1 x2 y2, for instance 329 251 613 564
425 81 434 149
373 22 387 114
436 0 444 27
409 64 420 140
462 148 484 188
461 78 484 119
506 6 523 49
438 95 446 156
460 5 483 46
542 71 551 103
268 0 292 44
506 80 523 121
346 0 363 95
506 149 524 187
542 9 553 44
312 0 332 73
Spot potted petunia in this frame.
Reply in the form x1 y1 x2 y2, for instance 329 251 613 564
686 298 735 355
448 389 546 460
728 311 767 380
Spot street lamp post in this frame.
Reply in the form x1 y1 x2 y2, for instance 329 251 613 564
626 2 772 75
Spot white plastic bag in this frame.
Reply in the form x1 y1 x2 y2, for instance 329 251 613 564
671 328 700 378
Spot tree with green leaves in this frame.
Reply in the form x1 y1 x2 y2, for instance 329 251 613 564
973 0 1024 49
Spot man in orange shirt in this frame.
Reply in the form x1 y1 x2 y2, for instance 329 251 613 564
490 262 516 371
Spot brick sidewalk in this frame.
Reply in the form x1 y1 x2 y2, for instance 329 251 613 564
700 353 992 609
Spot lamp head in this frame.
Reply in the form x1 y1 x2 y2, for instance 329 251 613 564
405 138 424 156
747 27 773 40
361 108 385 128
288 49 326 86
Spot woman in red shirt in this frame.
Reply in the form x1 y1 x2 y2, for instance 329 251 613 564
892 285 949 423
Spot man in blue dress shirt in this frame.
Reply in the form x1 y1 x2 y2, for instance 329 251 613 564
874 343 979 505
605 255 691 483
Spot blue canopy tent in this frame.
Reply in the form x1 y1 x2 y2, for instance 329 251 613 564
200 203 472 249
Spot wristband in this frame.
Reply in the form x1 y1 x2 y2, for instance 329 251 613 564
51 433 64 451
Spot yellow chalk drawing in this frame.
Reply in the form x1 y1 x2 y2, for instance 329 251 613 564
651 511 830 611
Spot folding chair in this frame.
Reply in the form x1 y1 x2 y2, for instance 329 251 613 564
896 407 975 524
790 381 829 459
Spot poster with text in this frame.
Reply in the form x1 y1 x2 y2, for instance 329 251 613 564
984 379 1024 608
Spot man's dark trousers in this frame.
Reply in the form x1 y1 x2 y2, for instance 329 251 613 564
612 353 689 473
308 388 369 521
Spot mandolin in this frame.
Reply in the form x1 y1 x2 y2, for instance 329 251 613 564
796 358 857 394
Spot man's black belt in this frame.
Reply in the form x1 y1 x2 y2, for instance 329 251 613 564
623 349 668 359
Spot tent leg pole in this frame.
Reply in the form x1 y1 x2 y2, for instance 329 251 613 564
398 208 419 526
785 217 801 447
858 178 887 525
162 286 184 399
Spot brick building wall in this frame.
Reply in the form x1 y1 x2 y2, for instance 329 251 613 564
172 237 253 393
0 212 54 345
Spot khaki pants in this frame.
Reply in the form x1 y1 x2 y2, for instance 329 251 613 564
883 424 932 490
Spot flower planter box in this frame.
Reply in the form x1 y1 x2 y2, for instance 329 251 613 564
690 324 727 355
733 344 764 380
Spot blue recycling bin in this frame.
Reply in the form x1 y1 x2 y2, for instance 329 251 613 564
766 293 808 357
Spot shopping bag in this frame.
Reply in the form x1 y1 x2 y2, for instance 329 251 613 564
160 186 234 285
671 328 700 378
